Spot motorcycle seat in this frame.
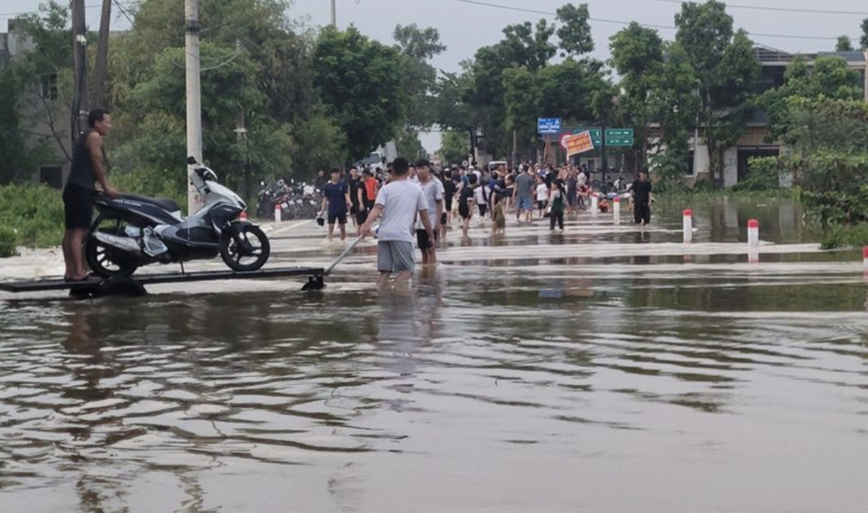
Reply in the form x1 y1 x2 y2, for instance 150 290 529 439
121 194 181 212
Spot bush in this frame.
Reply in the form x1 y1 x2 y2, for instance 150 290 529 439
733 156 780 191
821 223 868 250
112 166 188 215
0 184 64 248
0 226 16 257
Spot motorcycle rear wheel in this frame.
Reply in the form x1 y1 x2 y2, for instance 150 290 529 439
85 213 141 278
221 224 270 272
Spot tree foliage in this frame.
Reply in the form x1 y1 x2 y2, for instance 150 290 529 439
393 24 446 130
610 22 664 167
836 35 854 52
758 55 863 141
675 0 759 180
439 130 470 165
556 3 594 58
313 26 405 161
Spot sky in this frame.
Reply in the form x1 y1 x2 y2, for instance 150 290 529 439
3 0 868 152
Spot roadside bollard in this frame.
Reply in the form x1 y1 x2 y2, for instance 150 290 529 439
240 211 248 222
613 197 621 218
274 203 282 223
747 219 759 247
590 193 599 215
683 209 693 243
863 247 868 269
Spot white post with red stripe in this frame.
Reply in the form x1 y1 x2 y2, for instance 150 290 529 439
683 209 693 243
747 219 759 247
862 247 868 270
590 193 598 215
613 196 621 218
274 203 282 223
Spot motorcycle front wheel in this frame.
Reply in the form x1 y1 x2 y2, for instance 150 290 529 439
221 224 270 272
85 213 141 278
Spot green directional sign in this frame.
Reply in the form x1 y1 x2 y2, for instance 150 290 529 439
573 127 603 147
605 128 634 147
573 127 634 147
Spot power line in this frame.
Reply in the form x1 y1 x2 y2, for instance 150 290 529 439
650 0 868 16
0 1 140 19
112 0 246 72
444 0 847 42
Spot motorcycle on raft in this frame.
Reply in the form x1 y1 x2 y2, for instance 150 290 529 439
85 157 270 278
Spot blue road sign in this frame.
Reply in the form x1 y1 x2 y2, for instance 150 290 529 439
537 118 562 135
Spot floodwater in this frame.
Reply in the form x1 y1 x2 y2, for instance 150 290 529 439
1 198 866 513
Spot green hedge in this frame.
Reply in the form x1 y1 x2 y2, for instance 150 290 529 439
0 226 16 257
0 184 65 251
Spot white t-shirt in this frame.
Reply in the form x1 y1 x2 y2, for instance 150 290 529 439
416 178 444 229
536 183 549 202
474 182 491 205
577 173 587 186
375 180 428 243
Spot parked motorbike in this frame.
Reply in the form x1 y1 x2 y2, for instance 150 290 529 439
85 157 270 277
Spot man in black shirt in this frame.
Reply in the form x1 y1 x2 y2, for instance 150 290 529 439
347 166 361 229
631 170 653 226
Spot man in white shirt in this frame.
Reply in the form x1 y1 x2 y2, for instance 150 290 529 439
361 158 435 289
415 159 444 265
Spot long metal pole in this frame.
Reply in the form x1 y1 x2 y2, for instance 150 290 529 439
330 0 337 27
185 0 204 214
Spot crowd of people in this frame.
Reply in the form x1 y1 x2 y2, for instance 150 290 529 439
316 157 655 288
318 160 654 241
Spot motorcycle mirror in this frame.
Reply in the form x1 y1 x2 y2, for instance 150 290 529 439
187 156 198 165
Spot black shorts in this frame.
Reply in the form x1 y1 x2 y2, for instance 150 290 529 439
444 195 453 212
417 229 438 251
459 207 471 220
328 212 347 225
440 212 447 225
62 184 94 230
478 204 488 217
537 200 547 210
356 209 368 226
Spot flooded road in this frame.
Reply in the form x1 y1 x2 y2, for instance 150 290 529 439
1 198 867 513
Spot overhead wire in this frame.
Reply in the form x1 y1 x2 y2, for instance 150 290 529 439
649 0 868 16
111 0 246 72
444 0 849 42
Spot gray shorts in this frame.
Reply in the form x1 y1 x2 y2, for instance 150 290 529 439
378 241 415 274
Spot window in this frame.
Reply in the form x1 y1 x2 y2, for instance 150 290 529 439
39 166 63 189
41 74 58 100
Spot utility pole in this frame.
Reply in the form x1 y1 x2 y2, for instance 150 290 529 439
91 0 112 109
330 0 337 28
71 0 89 148
185 0 204 214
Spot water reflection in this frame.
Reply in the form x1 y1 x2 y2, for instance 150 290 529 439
0 198 866 512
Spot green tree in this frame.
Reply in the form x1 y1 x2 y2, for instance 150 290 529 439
439 130 470 165
393 24 446 130
861 18 868 50
312 26 405 162
781 98 868 225
836 35 854 52
759 55 863 140
556 3 593 58
291 108 347 178
675 0 760 181
112 42 291 199
610 22 664 168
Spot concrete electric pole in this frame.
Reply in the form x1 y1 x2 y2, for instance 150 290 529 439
91 0 112 110
330 0 337 28
71 0 89 147
185 0 204 214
